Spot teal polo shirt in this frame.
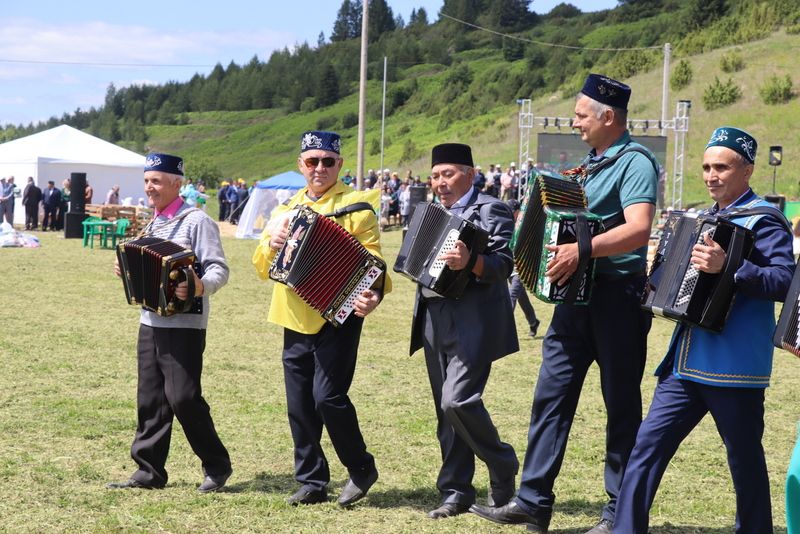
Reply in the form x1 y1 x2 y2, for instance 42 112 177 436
581 131 658 276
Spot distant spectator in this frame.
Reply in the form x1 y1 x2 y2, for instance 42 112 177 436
399 182 411 226
196 185 208 211
225 181 240 222
57 178 70 230
22 177 42 230
105 185 120 205
342 169 354 187
473 165 486 191
1 176 15 224
41 180 61 231
217 181 230 221
85 180 93 204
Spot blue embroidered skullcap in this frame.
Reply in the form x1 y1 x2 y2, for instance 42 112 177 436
705 126 757 164
300 131 341 154
581 73 631 111
144 153 184 176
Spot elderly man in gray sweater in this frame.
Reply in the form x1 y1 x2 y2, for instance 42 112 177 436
107 152 232 493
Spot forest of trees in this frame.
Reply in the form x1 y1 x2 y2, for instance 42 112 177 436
0 0 797 150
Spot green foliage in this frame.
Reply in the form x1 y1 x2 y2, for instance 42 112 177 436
760 74 794 105
341 111 358 129
720 49 745 73
315 115 338 131
787 23 800 34
399 138 421 163
670 59 693 91
369 137 380 156
702 76 742 110
185 157 223 188
605 49 659 80
502 38 525 61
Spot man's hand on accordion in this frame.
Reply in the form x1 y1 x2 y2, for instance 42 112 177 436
691 232 726 274
353 289 381 318
438 240 471 271
545 242 580 286
175 269 204 300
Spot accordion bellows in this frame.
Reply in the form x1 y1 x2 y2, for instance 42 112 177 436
269 206 385 326
393 202 489 299
642 212 754 332
774 257 800 357
512 171 603 304
117 237 197 316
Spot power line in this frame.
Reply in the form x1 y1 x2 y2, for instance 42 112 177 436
439 13 662 52
0 58 215 68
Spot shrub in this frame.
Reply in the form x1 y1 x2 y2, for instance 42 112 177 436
702 76 741 110
315 115 337 130
760 74 793 105
720 49 745 73
670 59 693 91
341 111 358 129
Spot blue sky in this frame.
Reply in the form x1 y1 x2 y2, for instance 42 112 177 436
0 0 617 126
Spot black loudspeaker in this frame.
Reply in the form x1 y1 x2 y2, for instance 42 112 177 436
69 172 87 214
64 212 89 239
408 186 427 220
765 194 786 213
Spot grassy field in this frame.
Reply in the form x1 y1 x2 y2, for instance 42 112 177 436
0 225 798 533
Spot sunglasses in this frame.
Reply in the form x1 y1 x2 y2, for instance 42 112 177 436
302 157 339 169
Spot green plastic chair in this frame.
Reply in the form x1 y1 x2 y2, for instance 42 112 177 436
105 218 130 249
81 216 102 248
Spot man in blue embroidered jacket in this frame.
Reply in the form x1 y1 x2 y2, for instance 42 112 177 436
613 127 795 534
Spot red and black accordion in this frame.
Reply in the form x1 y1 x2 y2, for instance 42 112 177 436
393 201 489 299
511 170 603 304
269 205 385 326
774 258 800 358
116 237 198 316
642 211 754 332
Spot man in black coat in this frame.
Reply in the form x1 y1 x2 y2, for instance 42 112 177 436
409 142 520 520
41 181 61 231
22 177 42 230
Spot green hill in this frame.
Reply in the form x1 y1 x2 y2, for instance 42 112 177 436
146 29 800 208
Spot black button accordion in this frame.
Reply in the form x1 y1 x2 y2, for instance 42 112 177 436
642 211 754 332
511 170 603 304
393 201 489 299
116 237 199 316
269 205 385 326
774 258 800 358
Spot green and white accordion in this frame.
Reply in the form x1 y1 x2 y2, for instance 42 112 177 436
511 170 603 304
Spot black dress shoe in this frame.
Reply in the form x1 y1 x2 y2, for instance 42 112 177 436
470 501 550 533
338 469 378 506
585 518 613 534
286 487 328 505
427 502 471 519
487 478 516 507
105 478 161 490
198 469 232 493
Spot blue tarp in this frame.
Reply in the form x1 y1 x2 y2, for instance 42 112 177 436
255 171 305 189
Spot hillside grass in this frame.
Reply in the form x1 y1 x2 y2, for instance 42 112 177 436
0 227 797 532
146 31 800 209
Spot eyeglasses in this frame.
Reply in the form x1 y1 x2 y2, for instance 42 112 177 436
302 157 339 169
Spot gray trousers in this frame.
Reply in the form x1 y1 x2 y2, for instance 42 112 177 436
423 298 518 506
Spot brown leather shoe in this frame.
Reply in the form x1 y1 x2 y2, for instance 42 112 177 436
428 502 471 519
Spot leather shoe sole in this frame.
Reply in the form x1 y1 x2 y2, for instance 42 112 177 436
470 502 550 533
198 469 232 493
428 502 471 519
105 478 162 490
287 488 328 505
338 469 378 507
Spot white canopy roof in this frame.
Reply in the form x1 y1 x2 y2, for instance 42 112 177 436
0 124 144 167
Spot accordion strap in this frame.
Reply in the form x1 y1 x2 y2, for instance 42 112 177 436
322 202 374 218
721 206 792 233
583 146 659 179
564 213 593 304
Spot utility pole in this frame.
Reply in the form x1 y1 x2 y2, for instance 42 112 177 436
661 43 671 136
380 56 387 173
356 0 369 190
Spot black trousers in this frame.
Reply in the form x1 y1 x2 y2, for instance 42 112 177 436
130 325 231 487
24 204 38 229
282 317 375 492
42 206 57 229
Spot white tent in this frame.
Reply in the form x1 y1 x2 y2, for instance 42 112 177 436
0 125 145 225
236 171 306 239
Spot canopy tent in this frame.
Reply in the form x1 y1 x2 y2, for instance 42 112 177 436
235 171 306 239
0 125 145 225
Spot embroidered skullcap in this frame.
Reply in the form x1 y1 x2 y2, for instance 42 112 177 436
431 143 474 168
581 73 631 111
145 153 184 176
300 131 341 154
706 126 757 164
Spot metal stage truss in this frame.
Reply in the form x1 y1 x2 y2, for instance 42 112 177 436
517 99 692 209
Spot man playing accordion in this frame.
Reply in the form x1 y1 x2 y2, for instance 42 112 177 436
614 127 794 533
252 130 391 507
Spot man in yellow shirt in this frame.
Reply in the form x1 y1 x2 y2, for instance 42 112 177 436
253 130 391 507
